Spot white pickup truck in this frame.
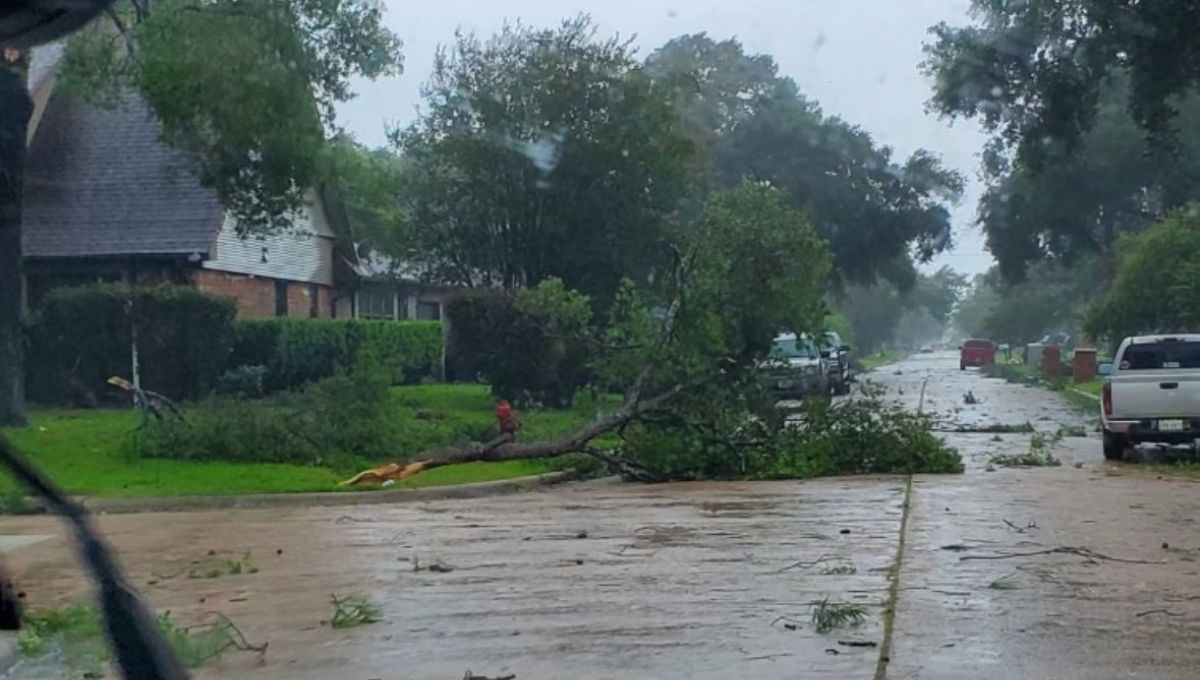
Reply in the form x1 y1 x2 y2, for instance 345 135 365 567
1102 334 1200 460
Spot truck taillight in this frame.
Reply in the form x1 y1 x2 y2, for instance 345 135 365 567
1102 382 1113 416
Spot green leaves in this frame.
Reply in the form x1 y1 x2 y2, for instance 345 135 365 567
1085 208 1200 342
60 0 402 232
397 16 693 301
649 33 962 287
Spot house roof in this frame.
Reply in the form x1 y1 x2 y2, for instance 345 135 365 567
22 91 224 259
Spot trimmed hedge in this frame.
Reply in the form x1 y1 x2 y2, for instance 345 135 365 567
26 285 236 404
228 318 443 392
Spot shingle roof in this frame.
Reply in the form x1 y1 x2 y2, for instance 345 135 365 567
22 91 224 258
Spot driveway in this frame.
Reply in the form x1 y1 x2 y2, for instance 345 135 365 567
3 352 1200 678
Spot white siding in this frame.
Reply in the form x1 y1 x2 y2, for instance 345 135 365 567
203 196 335 285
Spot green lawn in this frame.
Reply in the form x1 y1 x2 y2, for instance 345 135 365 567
0 384 610 498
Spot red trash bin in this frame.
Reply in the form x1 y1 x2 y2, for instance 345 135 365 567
1043 345 1062 380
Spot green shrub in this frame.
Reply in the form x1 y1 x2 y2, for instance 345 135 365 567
26 284 236 404
216 365 267 398
445 279 592 407
228 318 443 393
135 375 398 466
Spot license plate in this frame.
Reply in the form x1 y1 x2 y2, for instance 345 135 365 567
1160 419 1185 432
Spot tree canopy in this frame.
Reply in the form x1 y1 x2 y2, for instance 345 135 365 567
925 0 1200 163
649 34 965 288
60 0 403 230
971 76 1200 279
395 17 693 302
953 260 1097 343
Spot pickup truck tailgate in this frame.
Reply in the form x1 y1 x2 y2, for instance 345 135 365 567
1110 372 1200 419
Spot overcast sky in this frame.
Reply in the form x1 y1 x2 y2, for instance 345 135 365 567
336 0 994 276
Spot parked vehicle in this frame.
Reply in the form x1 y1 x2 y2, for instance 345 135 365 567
762 333 829 399
959 339 996 370
820 331 853 396
1101 335 1200 460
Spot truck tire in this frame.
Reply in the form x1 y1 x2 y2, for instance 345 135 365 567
1102 431 1126 461
833 377 848 396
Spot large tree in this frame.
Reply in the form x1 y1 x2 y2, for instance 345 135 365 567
648 34 965 288
925 0 1200 162
343 181 835 483
971 77 1200 279
396 17 694 302
0 0 402 425
953 259 1098 344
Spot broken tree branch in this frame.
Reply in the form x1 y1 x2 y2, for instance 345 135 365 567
342 370 707 486
959 547 1164 564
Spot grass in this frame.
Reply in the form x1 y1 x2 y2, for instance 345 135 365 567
0 384 607 498
810 597 868 634
860 349 906 371
330 594 381 629
20 605 264 671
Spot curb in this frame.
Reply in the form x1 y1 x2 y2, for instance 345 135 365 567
25 470 579 515
1069 388 1101 402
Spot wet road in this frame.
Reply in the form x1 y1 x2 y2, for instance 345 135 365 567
4 352 1200 678
877 352 1200 680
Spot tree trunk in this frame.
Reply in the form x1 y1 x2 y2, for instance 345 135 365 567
0 52 32 427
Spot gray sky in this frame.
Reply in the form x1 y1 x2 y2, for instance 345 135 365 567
336 0 993 276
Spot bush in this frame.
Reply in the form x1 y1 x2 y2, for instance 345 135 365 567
135 374 398 466
1085 209 1200 342
216 365 267 398
228 318 443 393
26 285 236 404
445 279 592 407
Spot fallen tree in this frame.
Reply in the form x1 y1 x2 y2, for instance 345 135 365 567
342 183 834 485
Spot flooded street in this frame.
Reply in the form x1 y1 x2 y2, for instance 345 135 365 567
5 353 1200 678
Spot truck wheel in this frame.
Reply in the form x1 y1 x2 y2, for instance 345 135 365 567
1102 431 1127 461
960 363 965 371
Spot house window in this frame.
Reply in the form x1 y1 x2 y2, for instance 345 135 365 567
416 300 442 321
274 280 288 317
358 287 395 319
309 283 320 318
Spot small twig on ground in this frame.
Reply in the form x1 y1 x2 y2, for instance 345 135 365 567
463 672 516 680
959 547 1164 564
777 554 836 573
1003 519 1038 533
770 615 805 631
837 640 878 648
743 653 795 662
1135 608 1183 618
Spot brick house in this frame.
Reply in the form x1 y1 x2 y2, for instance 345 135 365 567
351 254 455 323
20 45 360 317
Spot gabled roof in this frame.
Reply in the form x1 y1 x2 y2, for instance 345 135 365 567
22 90 225 259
